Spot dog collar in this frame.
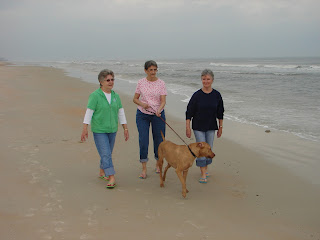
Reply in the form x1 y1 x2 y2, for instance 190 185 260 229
188 145 197 158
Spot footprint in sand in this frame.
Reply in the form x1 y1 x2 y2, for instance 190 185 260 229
84 206 99 227
52 220 65 233
42 234 53 240
231 184 247 198
145 208 161 219
80 234 93 240
48 187 58 198
25 213 35 217
42 207 53 213
42 202 55 213
25 207 38 217
52 220 65 225
37 230 52 240
231 189 246 198
176 232 184 237
88 217 98 227
30 160 40 164
54 227 64 233
39 166 50 173
29 172 39 184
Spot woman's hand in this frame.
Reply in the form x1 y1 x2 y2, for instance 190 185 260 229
133 93 150 110
186 119 191 138
217 127 222 138
81 124 89 142
156 95 166 117
124 129 129 141
186 127 191 138
141 102 150 110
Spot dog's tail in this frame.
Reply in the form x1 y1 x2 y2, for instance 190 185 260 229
160 131 165 141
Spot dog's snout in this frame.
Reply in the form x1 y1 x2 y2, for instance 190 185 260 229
209 152 215 158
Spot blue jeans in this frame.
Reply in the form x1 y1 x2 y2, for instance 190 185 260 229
93 132 117 176
136 109 166 163
193 130 215 167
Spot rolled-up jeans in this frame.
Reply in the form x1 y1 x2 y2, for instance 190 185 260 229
136 109 166 163
93 132 117 176
193 130 215 167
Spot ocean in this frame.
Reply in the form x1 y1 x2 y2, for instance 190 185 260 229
18 57 320 142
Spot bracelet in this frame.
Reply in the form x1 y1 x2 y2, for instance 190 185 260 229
219 126 223 128
124 129 128 131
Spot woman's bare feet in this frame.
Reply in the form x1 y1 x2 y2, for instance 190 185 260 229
99 168 105 177
139 162 147 179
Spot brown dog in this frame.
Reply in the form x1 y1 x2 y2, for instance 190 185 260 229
158 132 215 198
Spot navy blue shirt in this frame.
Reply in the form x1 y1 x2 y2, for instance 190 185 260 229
186 89 224 131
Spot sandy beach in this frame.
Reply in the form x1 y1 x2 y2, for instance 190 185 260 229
1 62 320 240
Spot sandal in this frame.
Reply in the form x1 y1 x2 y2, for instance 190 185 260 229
206 172 210 178
106 183 116 189
139 173 147 179
99 175 110 181
155 168 160 174
199 177 207 183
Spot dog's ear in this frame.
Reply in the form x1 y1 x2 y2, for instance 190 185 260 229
197 142 204 148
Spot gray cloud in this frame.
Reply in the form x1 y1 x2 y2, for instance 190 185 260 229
1 0 319 60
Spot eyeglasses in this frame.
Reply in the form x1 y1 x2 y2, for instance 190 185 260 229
105 78 114 82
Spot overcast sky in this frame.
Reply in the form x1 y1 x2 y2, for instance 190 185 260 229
1 0 319 61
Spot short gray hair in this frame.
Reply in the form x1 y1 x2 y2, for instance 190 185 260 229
98 69 114 86
98 69 114 87
201 69 214 79
144 60 158 70
98 69 114 81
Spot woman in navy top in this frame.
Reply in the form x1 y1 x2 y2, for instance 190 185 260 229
186 69 224 183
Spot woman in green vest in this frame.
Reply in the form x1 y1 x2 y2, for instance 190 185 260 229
81 69 129 189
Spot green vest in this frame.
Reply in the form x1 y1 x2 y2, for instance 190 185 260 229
87 88 123 133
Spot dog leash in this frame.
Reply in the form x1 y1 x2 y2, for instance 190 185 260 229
144 109 197 158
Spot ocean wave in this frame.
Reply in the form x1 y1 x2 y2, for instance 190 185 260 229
224 99 245 104
166 83 194 98
224 114 267 127
157 62 184 65
231 72 260 75
231 71 305 76
181 97 191 103
209 62 320 71
272 72 305 76
310 65 320 69
291 132 319 142
210 62 260 68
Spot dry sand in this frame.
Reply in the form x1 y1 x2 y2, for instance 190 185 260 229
1 62 319 240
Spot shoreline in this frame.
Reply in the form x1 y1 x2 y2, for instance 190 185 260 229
13 58 320 143
1 62 319 239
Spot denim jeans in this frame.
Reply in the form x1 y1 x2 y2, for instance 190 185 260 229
93 132 117 176
136 109 166 163
193 130 215 167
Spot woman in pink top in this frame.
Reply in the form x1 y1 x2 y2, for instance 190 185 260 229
133 60 167 179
